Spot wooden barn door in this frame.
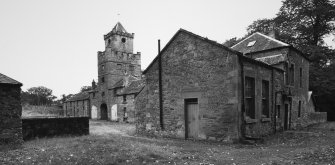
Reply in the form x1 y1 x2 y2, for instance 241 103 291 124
185 98 199 139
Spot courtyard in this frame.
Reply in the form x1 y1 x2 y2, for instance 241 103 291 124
1 120 335 165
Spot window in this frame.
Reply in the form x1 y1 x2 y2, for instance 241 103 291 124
101 77 105 83
129 65 135 72
102 65 105 71
298 101 302 117
285 62 289 85
107 39 111 45
247 40 256 47
117 64 122 70
276 105 281 118
101 92 105 97
262 80 270 118
245 77 255 119
123 107 128 122
299 67 302 88
289 63 295 85
92 92 95 98
121 38 126 43
123 95 126 103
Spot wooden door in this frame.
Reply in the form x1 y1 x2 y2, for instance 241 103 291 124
185 99 199 139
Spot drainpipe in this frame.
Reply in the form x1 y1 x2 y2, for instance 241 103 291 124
238 55 246 140
158 39 164 130
272 68 276 133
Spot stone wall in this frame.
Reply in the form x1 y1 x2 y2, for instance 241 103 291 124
242 60 284 137
247 47 311 130
64 100 90 117
22 117 89 140
137 31 241 141
116 94 136 122
0 84 23 144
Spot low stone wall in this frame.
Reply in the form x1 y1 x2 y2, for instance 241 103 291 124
22 117 89 140
307 112 327 124
292 112 327 129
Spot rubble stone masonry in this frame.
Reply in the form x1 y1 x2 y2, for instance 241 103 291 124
0 84 23 144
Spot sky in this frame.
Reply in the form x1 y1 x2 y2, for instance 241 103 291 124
0 0 334 98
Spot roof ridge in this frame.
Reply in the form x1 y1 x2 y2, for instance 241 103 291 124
255 32 289 46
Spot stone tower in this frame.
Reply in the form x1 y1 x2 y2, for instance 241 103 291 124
97 22 141 88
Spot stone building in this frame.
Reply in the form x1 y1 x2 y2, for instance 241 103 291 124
63 92 90 117
231 32 315 129
0 73 23 144
87 22 143 122
135 29 324 141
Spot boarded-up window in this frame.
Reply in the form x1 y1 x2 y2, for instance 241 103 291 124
262 80 270 118
245 77 255 119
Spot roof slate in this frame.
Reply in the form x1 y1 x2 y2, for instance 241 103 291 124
112 22 127 33
119 79 145 95
66 92 89 102
231 32 289 54
0 73 22 85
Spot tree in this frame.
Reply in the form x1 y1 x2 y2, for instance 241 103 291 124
22 86 56 105
241 0 335 115
80 86 92 93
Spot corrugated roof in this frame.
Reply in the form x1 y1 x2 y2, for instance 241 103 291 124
255 54 286 65
66 92 89 102
0 73 22 85
119 79 145 95
231 32 289 54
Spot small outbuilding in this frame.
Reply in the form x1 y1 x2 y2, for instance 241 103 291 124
0 73 23 144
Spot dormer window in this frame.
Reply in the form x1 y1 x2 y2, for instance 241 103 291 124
247 40 256 47
121 38 126 43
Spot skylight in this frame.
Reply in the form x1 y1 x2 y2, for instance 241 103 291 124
247 40 256 47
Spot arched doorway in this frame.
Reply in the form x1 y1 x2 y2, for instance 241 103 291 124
100 104 108 120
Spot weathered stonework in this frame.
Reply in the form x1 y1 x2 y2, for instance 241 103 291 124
136 29 285 141
136 29 322 142
0 74 23 144
63 22 143 123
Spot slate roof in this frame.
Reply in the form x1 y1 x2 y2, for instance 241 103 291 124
0 73 22 85
110 76 140 89
231 32 289 54
119 79 145 95
111 79 124 88
66 92 89 102
112 22 127 33
142 28 282 74
254 54 286 65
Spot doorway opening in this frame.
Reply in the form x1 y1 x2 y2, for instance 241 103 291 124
184 98 199 139
100 103 108 120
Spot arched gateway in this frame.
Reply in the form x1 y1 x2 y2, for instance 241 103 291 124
100 104 108 120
